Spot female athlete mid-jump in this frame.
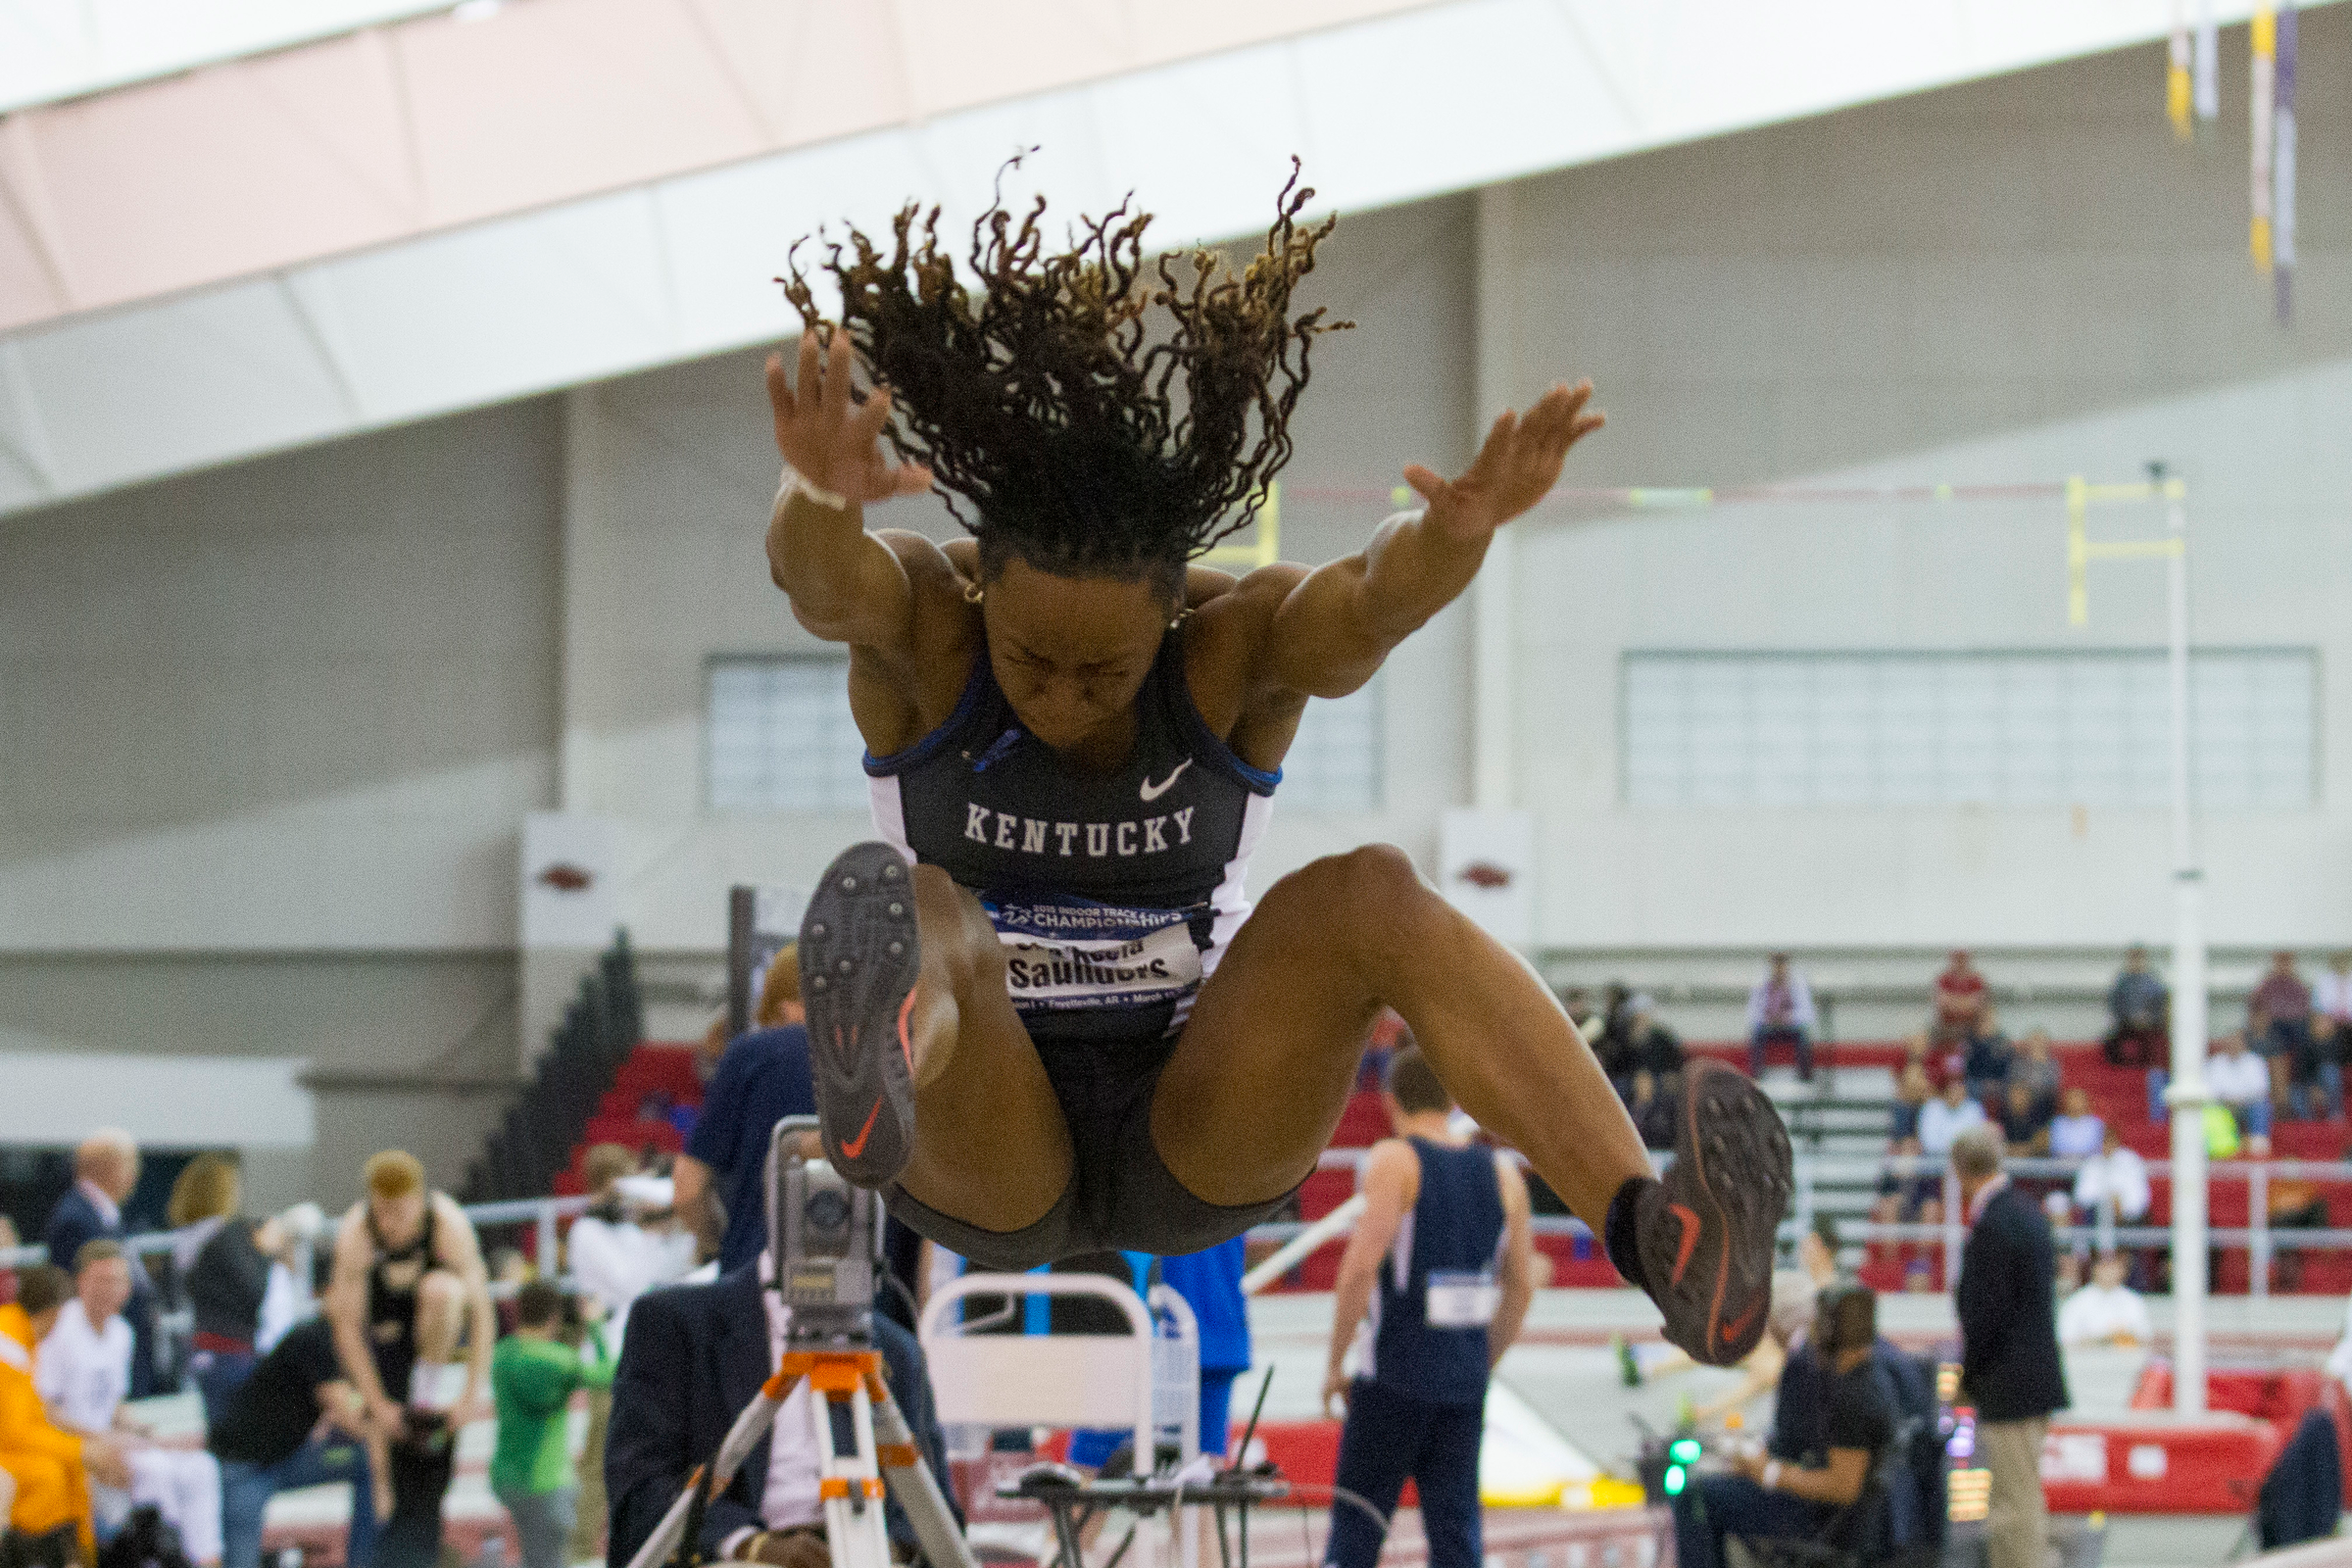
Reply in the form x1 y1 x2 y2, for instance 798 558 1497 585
763 172 1789 1364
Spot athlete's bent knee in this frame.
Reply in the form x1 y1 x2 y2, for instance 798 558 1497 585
1275 842 1423 906
1271 844 1446 965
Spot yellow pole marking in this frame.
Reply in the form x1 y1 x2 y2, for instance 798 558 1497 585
2068 475 2089 626
2069 474 2188 627
1199 482 1281 571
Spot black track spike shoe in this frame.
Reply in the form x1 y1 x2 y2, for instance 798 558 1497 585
1635 1058 1793 1364
799 842 921 1188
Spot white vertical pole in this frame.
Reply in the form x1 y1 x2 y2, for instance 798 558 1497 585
1470 186 1516 813
2160 473 2209 1416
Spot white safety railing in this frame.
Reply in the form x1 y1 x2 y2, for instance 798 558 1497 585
1795 1152 2352 1300
0 1193 591 1297
1238 1147 2352 1298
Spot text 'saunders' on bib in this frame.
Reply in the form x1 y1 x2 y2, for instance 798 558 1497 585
983 897 1204 1014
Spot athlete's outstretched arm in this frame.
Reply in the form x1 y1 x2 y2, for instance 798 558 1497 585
763 330 934 650
1255 381 1601 699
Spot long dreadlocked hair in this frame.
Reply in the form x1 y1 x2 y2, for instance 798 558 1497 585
780 158 1348 594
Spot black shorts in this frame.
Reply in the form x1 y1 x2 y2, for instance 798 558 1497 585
885 1031 1297 1270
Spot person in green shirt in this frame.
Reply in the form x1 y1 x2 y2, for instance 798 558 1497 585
492 1281 615 1568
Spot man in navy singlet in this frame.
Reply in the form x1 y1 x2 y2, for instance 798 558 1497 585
1320 1049 1535 1568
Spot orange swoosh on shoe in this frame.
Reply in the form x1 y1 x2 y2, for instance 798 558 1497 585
1718 1297 1764 1353
1668 1202 1702 1286
897 989 917 1072
841 1100 882 1160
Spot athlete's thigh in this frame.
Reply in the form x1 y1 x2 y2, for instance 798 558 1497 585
896 864 1074 1232
1150 849 1400 1207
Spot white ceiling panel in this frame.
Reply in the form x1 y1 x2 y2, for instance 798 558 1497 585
0 0 457 115
0 0 2323 520
21 280 352 488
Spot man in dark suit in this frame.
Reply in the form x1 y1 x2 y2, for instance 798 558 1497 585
606 1166 952 1568
1952 1125 2067 1568
43 1130 160 1397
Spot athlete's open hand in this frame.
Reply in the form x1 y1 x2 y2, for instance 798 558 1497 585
1403 379 1601 543
765 328 933 505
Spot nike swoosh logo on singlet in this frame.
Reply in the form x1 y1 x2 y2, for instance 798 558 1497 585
1140 759 1194 802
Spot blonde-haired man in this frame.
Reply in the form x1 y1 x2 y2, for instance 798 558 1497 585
38 1242 223 1565
326 1152 493 1568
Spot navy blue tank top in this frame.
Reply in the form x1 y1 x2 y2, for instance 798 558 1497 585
864 633 1278 1044
1362 1138 1505 1406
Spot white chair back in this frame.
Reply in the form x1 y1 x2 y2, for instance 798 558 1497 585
920 1273 1157 1459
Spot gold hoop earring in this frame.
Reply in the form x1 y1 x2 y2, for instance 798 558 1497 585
1168 606 1193 630
963 580 984 607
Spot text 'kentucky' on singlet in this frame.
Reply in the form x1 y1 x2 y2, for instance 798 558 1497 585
865 631 1277 1044
1359 1137 1506 1406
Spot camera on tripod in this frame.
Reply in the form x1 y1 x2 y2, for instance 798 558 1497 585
765 1115 880 1348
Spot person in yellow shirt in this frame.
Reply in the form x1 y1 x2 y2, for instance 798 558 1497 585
3 1264 129 1567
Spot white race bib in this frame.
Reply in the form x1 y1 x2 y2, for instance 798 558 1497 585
984 895 1204 1014
1424 1270 1500 1328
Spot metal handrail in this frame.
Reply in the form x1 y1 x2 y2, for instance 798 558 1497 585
1277 1145 2352 1298
11 1151 2342 1302
0 1193 592 1274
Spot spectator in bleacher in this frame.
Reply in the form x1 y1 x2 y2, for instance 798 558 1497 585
0 1217 23 1308
1622 995 1686 1088
2315 951 2352 1122
207 1316 381 1568
1746 954 1818 1082
2316 951 2352 1047
1933 951 1989 1043
2070 1127 2149 1225
2046 1088 2105 1160
2103 947 2168 1068
1918 1075 1987 1162
2249 952 2316 1117
564 1146 692 1562
36 1242 222 1565
2007 1030 2060 1117
1961 1013 2015 1107
1588 983 1638 1087
2205 1031 2273 1143
1997 1082 2052 1157
1798 1214 1841 1288
491 1281 614 1568
43 1131 160 1400
1873 1136 1940 1227
326 1151 495 1568
2057 1252 2150 1348
674 947 812 1273
567 1147 694 1348
1889 1063 1932 1143
3 1264 123 1568
1625 1070 1677 1152
165 1154 314 1430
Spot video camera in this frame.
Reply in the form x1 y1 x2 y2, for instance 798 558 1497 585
764 1115 882 1350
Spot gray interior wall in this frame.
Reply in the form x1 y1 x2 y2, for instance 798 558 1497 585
0 401 561 1197
1496 21 2352 952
